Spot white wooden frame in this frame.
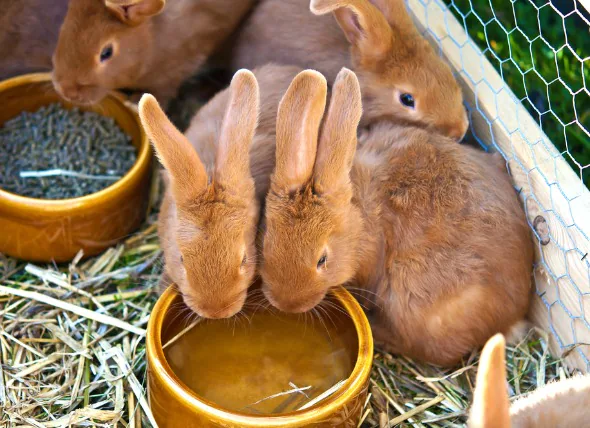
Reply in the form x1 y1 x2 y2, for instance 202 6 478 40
406 0 590 371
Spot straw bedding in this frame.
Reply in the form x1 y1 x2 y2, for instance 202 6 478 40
0 228 570 427
0 71 572 428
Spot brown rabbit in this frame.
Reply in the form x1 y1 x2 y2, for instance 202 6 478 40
0 0 68 80
138 65 304 318
138 71 261 319
260 68 532 366
227 0 468 141
469 334 590 428
52 0 255 106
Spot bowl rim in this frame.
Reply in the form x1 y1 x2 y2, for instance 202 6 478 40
0 72 150 212
146 285 374 426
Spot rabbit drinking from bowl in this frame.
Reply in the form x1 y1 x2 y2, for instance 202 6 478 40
139 64 308 318
260 68 532 366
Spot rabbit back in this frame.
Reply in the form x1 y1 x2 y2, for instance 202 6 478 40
355 125 533 365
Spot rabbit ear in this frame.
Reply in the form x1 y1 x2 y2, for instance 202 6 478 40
311 0 392 63
139 94 207 204
313 68 362 194
105 0 165 26
366 0 420 38
469 334 511 428
214 70 259 193
273 70 328 192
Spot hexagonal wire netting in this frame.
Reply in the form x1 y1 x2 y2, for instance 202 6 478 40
404 0 590 369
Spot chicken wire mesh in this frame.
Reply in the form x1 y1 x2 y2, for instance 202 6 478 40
404 0 590 369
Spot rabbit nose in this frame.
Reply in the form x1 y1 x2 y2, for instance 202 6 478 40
264 291 324 314
450 128 466 142
195 302 240 319
446 120 468 142
55 81 82 99
57 77 91 94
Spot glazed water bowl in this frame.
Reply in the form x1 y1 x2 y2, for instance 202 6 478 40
0 73 152 262
146 285 374 427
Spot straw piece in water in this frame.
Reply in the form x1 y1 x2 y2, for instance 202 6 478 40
298 379 347 411
250 385 312 407
162 319 202 350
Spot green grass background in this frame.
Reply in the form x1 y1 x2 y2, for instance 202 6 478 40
442 0 589 186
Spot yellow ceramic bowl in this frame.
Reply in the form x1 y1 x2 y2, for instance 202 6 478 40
0 73 152 262
147 286 374 427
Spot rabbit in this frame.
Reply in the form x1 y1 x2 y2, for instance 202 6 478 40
469 334 590 428
0 0 68 80
260 67 533 366
225 0 469 141
138 64 305 318
138 71 260 319
52 0 255 107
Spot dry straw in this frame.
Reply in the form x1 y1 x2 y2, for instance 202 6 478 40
0 82 574 427
0 215 161 427
0 209 571 427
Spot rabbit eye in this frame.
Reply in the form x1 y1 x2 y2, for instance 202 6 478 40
317 254 328 270
400 93 415 109
100 44 114 62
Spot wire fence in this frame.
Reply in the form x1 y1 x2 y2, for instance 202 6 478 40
405 0 590 370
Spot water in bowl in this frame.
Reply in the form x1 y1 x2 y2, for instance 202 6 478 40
164 310 355 415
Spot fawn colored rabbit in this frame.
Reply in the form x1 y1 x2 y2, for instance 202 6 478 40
227 0 468 141
260 68 532 365
469 334 590 428
53 0 255 106
0 0 68 80
139 71 261 319
139 65 305 318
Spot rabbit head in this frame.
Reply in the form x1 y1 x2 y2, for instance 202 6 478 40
261 68 363 313
139 70 260 319
311 0 468 141
52 0 165 105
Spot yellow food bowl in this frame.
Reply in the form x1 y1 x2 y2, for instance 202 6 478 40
146 285 374 427
0 73 152 262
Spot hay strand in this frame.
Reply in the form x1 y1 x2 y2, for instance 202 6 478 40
0 285 146 336
0 214 160 426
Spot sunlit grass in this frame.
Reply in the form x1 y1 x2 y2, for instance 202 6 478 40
445 0 589 185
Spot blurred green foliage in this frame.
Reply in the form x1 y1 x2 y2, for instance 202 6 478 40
443 0 589 186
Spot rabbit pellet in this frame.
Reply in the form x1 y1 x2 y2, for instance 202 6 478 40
0 103 136 199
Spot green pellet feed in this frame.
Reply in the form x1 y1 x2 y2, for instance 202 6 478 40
0 103 136 199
